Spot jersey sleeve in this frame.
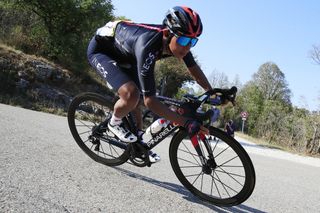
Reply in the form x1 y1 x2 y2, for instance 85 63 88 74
183 51 197 68
134 34 161 97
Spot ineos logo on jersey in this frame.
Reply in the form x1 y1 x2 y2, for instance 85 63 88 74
142 52 155 70
92 57 108 78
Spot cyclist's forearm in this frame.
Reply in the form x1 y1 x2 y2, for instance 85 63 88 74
188 65 212 91
144 96 187 126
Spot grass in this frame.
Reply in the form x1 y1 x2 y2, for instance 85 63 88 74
235 132 286 150
235 131 320 158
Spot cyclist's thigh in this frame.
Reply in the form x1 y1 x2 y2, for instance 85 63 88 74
88 52 133 92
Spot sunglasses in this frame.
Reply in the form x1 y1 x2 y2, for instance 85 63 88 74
176 36 198 47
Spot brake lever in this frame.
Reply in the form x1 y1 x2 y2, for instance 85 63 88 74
208 86 237 106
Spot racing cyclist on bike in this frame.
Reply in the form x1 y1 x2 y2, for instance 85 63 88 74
87 6 211 163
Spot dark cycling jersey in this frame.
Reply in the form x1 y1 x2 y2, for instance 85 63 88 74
87 21 197 96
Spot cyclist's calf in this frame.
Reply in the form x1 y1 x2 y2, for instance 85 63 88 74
114 81 140 118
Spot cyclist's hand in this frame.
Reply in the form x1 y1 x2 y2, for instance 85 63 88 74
184 120 209 136
209 86 237 106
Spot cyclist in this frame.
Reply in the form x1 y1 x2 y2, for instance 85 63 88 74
87 6 212 162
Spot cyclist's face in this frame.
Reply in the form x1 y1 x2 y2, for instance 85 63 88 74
169 36 191 59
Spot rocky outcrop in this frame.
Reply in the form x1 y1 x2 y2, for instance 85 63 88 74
0 44 112 112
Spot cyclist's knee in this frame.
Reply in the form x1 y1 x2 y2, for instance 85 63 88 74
143 96 155 109
118 82 140 106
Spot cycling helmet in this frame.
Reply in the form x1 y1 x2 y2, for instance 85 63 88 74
163 6 203 37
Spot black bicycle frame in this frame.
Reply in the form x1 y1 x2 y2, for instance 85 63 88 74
139 94 207 151
104 92 213 154
140 95 182 150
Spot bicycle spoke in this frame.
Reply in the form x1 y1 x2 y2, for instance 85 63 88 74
109 143 113 156
77 109 97 126
178 157 200 166
215 169 245 179
215 169 244 186
83 138 90 144
213 172 231 197
76 124 95 128
90 144 94 150
78 129 92 136
218 156 239 167
181 141 201 165
212 173 222 198
96 150 118 159
212 172 239 195
185 173 203 178
110 144 121 157
201 173 204 192
211 139 219 153
75 118 93 129
99 143 107 158
180 165 202 168
178 148 199 158
214 145 230 158
219 165 243 168
210 174 214 196
191 172 203 185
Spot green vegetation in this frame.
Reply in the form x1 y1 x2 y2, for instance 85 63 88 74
207 62 320 156
1 0 114 72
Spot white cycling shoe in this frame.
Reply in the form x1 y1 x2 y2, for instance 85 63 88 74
107 122 137 143
148 150 161 163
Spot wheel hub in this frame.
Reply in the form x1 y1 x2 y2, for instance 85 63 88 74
202 158 217 174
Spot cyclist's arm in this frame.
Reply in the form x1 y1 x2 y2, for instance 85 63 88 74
134 34 160 97
144 96 188 126
183 52 212 91
188 64 212 91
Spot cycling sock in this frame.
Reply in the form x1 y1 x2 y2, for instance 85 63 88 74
110 114 122 126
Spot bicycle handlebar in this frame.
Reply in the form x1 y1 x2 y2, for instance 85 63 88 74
200 86 238 106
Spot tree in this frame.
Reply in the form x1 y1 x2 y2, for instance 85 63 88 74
256 100 290 143
154 57 193 97
236 83 264 135
208 69 230 88
305 111 320 154
4 0 114 71
231 74 242 89
309 44 320 65
252 62 291 104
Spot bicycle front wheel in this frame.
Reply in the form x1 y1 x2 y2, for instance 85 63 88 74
169 127 256 206
67 92 129 166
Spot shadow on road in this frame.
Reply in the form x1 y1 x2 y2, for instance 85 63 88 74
112 166 266 213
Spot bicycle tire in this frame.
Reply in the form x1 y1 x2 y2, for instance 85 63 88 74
68 92 129 166
169 126 255 206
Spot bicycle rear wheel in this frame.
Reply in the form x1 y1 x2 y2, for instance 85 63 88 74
67 92 129 166
169 127 255 206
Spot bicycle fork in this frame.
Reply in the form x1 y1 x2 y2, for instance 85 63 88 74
190 133 217 174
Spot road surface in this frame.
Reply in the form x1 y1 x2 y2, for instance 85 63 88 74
1 103 320 212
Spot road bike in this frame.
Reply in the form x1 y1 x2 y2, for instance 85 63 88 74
67 87 256 206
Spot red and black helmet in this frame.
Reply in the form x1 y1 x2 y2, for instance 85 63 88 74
163 6 203 38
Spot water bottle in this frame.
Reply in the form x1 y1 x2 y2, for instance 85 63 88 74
145 118 169 135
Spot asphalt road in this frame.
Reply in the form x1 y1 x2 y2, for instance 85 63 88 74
1 103 320 212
